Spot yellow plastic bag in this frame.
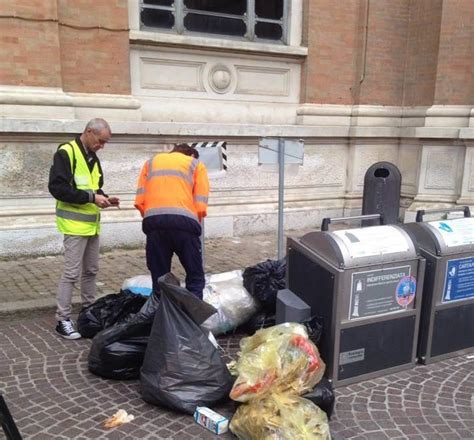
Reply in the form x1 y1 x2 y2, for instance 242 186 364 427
230 393 331 440
229 323 325 402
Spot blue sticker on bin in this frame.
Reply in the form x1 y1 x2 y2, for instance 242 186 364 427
395 276 416 307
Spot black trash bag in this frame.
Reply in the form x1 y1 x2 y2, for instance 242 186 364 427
239 311 276 335
77 292 147 338
88 322 150 380
303 377 335 419
129 272 179 324
242 258 286 312
301 315 324 346
140 275 234 414
87 273 181 380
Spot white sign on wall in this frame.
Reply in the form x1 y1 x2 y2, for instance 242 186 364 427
192 141 227 179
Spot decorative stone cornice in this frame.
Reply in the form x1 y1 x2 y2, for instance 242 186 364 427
0 86 141 109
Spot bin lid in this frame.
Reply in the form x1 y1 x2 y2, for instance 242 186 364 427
422 217 474 254
300 225 417 269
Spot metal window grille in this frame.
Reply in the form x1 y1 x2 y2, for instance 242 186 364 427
140 0 289 44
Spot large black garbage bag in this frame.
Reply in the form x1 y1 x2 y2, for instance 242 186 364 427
87 274 181 380
303 377 335 419
78 292 147 338
243 258 286 312
140 275 234 414
128 272 177 324
88 322 150 380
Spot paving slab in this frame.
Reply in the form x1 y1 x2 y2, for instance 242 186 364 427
1 230 473 439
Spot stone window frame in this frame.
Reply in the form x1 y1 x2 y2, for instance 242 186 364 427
128 0 305 55
139 0 289 44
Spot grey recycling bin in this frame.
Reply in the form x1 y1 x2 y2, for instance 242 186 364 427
403 207 474 364
287 214 425 387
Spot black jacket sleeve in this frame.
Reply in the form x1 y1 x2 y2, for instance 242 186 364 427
48 149 92 204
95 158 107 197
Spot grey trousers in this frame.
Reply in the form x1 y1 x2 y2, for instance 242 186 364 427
55 234 99 321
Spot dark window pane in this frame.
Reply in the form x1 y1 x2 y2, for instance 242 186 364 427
143 0 173 6
255 0 283 19
184 0 246 15
184 13 246 36
255 21 282 40
141 8 174 28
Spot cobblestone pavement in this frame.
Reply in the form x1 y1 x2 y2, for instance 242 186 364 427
1 231 473 439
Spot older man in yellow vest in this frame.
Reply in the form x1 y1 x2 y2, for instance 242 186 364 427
48 118 120 339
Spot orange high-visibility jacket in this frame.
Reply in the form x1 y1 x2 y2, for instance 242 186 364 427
134 152 209 224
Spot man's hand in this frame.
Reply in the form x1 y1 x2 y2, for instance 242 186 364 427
94 194 111 208
107 196 120 208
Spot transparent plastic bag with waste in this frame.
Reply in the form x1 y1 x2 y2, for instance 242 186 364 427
229 393 331 440
230 323 325 402
202 270 259 335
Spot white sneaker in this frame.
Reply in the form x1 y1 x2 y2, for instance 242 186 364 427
55 320 81 340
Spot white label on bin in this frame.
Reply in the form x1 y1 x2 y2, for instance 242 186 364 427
349 265 415 320
333 226 409 259
428 218 474 247
339 348 365 365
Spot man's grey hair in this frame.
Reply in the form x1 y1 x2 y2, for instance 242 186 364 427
85 118 111 134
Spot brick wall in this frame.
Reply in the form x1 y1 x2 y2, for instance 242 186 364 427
301 0 473 108
356 0 410 106
301 0 412 107
434 0 474 105
57 0 131 94
2 0 473 106
0 0 131 94
0 0 62 87
403 0 442 107
301 0 362 105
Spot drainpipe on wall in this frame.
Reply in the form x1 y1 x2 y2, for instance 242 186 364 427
360 0 370 85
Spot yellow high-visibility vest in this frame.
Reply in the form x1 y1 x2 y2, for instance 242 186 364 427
55 140 101 235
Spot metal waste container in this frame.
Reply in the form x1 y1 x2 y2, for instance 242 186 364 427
362 161 401 226
403 207 474 364
287 214 425 387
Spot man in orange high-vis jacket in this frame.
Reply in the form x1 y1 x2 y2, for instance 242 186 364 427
134 143 210 299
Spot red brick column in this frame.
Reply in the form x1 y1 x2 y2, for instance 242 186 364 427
434 0 474 105
301 0 412 106
403 0 443 107
0 1 132 94
355 0 410 106
57 0 131 94
0 1 62 87
301 0 361 105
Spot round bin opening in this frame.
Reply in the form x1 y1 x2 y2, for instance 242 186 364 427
374 168 390 178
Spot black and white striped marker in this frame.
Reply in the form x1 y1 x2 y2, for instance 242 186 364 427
191 141 227 171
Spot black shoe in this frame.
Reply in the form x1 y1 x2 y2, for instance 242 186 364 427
55 320 81 340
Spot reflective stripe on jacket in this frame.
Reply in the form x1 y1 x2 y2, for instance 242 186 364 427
55 140 101 235
134 152 209 225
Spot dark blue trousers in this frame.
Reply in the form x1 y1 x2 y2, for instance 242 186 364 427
146 229 204 299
